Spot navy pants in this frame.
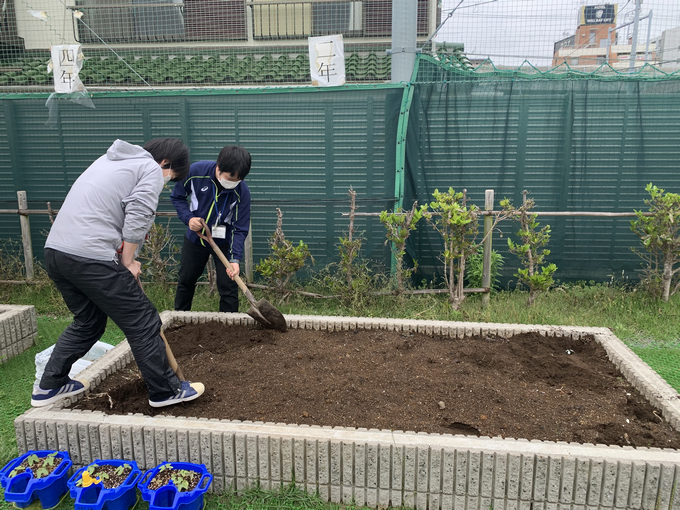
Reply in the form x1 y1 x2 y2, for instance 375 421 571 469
42 248 181 401
174 236 239 313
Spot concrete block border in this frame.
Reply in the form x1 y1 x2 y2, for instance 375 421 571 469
0 304 36 364
15 312 680 510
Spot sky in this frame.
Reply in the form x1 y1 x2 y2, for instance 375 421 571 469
435 0 680 67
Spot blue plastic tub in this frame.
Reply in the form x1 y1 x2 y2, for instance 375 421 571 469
0 450 72 509
138 462 212 510
67 459 142 510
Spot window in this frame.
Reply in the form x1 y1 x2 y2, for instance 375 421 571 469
76 0 185 43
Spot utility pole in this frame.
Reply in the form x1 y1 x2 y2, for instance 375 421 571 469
390 0 418 83
644 10 653 63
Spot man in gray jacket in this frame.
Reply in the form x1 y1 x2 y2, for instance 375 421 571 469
33 138 205 408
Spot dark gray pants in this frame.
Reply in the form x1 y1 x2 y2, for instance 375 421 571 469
43 248 181 401
174 236 239 313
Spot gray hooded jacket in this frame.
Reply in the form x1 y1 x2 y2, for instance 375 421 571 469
45 140 164 261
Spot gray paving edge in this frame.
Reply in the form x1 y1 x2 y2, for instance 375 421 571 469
15 312 680 510
0 304 37 364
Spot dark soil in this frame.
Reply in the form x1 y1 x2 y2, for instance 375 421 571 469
7 454 64 478
71 323 680 449
148 468 201 492
10 453 63 479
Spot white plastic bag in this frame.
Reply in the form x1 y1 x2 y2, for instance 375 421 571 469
34 341 114 384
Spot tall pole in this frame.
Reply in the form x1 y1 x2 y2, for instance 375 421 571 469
390 0 418 83
629 0 641 73
645 10 653 63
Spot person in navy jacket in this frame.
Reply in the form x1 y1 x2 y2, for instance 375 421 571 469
171 146 251 312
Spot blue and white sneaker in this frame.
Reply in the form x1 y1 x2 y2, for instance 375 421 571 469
149 381 205 408
31 379 88 407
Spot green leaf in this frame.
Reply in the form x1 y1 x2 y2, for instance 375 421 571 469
34 468 49 479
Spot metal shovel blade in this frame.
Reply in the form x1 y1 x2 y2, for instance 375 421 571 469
246 299 288 332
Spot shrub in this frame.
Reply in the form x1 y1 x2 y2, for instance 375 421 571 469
0 238 26 280
138 218 180 285
630 183 680 301
500 193 557 306
424 188 478 309
255 208 313 300
379 202 427 294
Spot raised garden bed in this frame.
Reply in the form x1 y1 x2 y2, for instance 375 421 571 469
0 305 37 363
14 312 680 510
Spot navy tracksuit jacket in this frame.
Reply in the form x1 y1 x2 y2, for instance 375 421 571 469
170 160 251 262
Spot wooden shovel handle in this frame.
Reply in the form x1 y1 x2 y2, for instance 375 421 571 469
196 220 258 305
135 276 185 380
161 329 185 380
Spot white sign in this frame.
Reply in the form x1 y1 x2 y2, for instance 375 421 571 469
50 44 84 94
308 35 345 87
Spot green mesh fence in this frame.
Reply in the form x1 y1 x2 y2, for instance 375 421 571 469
402 54 680 285
414 53 680 83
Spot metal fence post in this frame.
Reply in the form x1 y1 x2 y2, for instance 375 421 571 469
482 189 494 307
17 191 34 280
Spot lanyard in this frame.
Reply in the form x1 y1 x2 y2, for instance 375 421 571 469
212 181 230 226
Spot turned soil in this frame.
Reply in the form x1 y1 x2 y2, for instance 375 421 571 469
71 323 680 449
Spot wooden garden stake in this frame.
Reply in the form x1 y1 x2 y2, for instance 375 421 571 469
17 191 34 280
482 189 494 307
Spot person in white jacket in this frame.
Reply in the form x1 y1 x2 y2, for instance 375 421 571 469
33 138 205 408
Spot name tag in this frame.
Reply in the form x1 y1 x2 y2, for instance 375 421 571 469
212 225 226 239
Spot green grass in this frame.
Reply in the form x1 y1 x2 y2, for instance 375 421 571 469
0 281 678 509
0 317 124 466
0 480 382 510
4 280 677 344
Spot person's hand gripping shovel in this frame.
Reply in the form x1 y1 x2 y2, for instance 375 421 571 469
196 219 288 332
134 275 186 380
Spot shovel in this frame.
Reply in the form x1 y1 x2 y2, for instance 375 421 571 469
196 220 288 332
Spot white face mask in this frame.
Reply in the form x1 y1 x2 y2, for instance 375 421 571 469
219 178 241 190
163 175 172 185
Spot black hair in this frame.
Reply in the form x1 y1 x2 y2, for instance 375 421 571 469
143 138 190 181
216 145 251 180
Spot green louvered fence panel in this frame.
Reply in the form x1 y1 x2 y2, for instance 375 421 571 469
0 87 400 277
405 74 680 285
